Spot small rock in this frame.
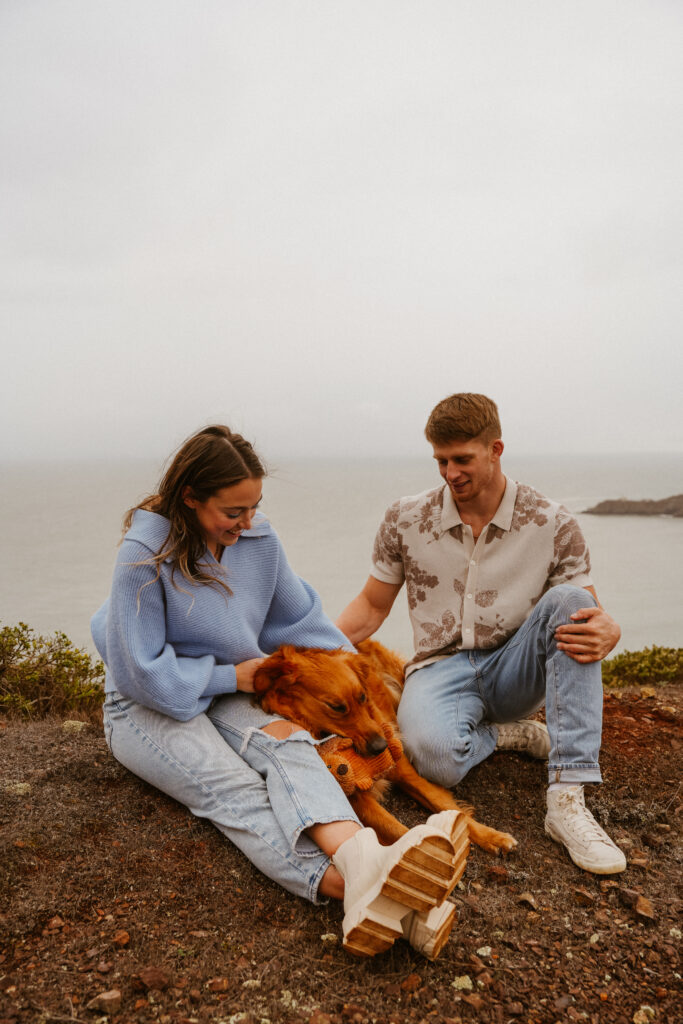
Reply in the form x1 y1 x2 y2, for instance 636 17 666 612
452 975 473 991
633 1008 656 1023
309 1013 332 1024
138 966 171 991
4 782 31 796
111 929 130 947
341 1003 365 1019
400 973 422 992
242 979 260 989
207 977 230 992
619 888 656 920
62 720 87 732
86 989 122 1012
517 892 538 910
320 933 338 945
461 993 484 1010
476 945 492 957
487 864 510 884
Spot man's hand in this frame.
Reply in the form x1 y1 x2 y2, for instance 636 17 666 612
554 606 621 663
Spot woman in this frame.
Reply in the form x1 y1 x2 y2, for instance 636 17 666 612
91 425 462 958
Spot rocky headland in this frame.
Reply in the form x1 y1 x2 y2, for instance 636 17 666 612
584 494 683 517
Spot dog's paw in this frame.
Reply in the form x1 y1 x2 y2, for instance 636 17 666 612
493 832 518 854
468 822 518 855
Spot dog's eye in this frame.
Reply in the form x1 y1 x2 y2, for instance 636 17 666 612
326 702 348 714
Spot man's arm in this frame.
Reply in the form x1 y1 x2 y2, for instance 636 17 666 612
336 576 403 645
554 585 621 663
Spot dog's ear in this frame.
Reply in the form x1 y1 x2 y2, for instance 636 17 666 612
253 646 301 694
348 652 379 687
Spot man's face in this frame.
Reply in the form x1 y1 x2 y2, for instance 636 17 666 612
431 437 503 504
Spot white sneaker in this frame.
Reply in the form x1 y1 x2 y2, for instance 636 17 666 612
495 720 551 759
545 786 627 874
332 825 459 957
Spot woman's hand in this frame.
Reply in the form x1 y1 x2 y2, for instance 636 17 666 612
235 657 265 693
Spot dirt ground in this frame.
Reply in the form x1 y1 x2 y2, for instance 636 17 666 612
1 686 681 1024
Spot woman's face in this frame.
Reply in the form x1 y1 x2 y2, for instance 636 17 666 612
184 477 263 556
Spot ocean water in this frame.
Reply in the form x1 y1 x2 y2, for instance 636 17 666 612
1 453 681 658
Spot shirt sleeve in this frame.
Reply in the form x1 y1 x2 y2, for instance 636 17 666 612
259 534 353 653
370 500 405 585
93 541 237 721
547 505 593 589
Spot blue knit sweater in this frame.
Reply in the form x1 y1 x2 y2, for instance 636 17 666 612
91 509 350 721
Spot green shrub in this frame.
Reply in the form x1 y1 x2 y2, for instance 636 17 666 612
602 645 683 689
0 622 105 721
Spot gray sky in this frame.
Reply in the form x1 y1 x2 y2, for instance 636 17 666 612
2 0 682 461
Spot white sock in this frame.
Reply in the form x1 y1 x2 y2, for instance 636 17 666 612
548 782 582 793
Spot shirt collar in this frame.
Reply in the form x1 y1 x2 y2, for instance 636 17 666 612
438 476 517 533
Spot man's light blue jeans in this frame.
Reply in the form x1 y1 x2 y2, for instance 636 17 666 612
397 585 603 789
103 690 359 903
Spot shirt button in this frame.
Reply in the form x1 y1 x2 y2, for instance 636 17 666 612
467 593 473 599
465 628 471 633
470 559 476 565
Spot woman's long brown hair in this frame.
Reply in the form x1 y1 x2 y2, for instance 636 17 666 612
123 425 265 597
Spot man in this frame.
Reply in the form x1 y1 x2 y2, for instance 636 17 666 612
337 393 626 875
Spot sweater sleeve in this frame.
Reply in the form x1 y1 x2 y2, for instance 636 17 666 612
95 542 237 720
259 535 353 654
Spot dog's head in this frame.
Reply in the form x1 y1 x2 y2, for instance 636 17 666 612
253 646 390 757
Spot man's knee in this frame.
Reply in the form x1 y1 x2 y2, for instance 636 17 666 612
402 732 473 789
538 583 596 620
398 711 474 788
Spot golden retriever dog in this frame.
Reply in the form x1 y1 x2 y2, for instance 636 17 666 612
253 639 516 855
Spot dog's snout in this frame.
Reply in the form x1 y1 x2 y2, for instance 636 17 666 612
366 735 388 756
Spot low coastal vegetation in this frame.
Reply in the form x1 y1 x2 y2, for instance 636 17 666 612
0 622 105 721
1 622 681 722
601 644 683 688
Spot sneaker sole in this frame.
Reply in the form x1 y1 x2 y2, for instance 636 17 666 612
344 907 404 957
343 829 464 957
405 901 457 961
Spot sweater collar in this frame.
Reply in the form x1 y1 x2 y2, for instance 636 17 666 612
126 508 272 559
438 476 517 533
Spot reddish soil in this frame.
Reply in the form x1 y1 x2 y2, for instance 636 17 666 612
1 686 681 1024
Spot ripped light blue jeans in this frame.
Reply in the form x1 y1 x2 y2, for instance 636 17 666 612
397 585 604 789
103 690 359 903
